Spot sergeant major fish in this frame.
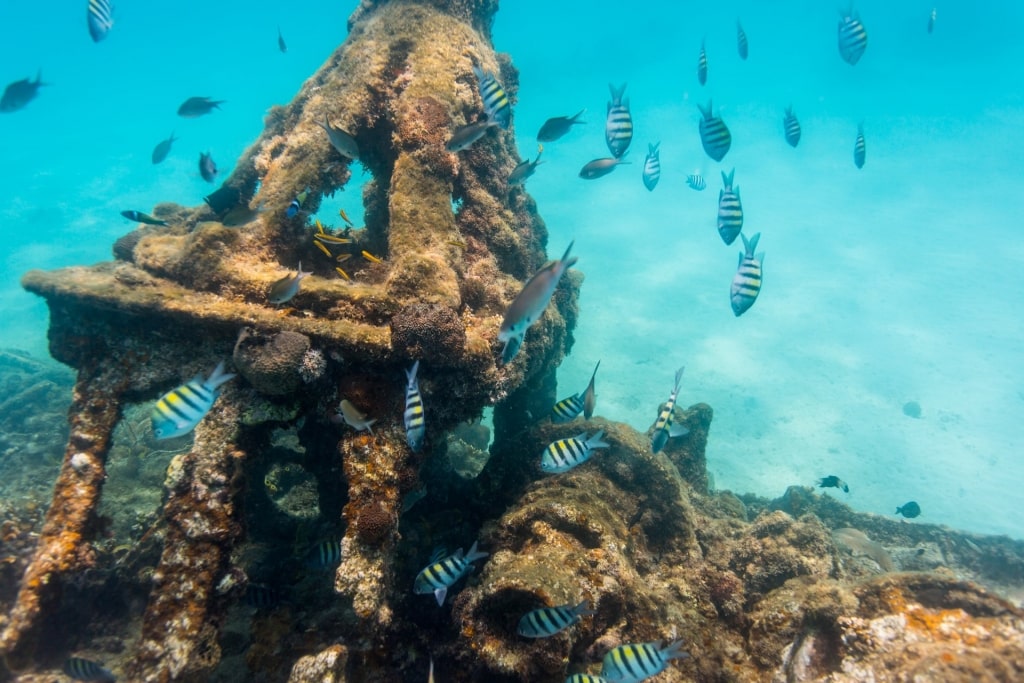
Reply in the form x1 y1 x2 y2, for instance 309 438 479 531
120 210 167 226
306 539 342 568
783 106 801 148
87 0 115 43
730 232 764 317
605 83 633 158
579 156 629 180
642 143 661 191
854 123 866 168
446 119 499 152
316 116 359 159
601 640 690 683
64 656 116 682
0 71 46 113
268 262 311 305
582 360 600 420
414 541 488 605
404 360 426 452
566 676 608 683
651 366 688 454
540 430 609 474
199 151 218 182
151 131 177 164
838 10 868 66
697 39 708 86
498 242 577 363
151 361 235 440
737 19 749 60
517 600 594 638
537 109 585 142
473 66 511 129
698 100 731 162
686 173 707 191
177 96 224 118
717 169 744 245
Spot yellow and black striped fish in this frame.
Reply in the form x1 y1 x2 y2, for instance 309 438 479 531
64 656 115 682
601 640 690 681
414 542 488 605
698 100 731 162
783 106 801 148
87 0 114 43
551 392 584 423
838 11 868 66
540 431 609 473
651 367 687 454
517 600 594 638
737 20 749 60
306 539 342 568
151 361 235 440
854 123 866 169
717 169 744 246
472 66 511 129
605 83 633 158
404 360 426 452
697 40 708 86
730 232 764 317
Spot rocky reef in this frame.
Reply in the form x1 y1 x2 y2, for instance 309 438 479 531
2 0 1023 681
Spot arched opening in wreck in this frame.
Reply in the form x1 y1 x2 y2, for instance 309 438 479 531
446 406 494 479
315 164 372 233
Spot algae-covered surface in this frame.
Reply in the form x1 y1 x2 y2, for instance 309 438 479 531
1 1 1023 682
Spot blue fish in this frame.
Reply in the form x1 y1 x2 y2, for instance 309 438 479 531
838 11 868 66
600 639 690 682
605 83 633 158
730 232 764 317
404 360 426 451
498 242 577 364
517 600 594 638
473 66 511 129
642 143 660 191
64 656 116 682
87 0 114 43
414 542 488 605
651 366 689 454
541 431 609 474
286 188 309 218
686 174 706 191
151 361 235 439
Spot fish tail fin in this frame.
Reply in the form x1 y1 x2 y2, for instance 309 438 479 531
662 639 691 661
559 241 575 265
575 600 596 617
465 540 489 563
742 232 761 256
698 99 712 119
206 360 237 390
586 430 610 449
649 142 660 154
673 366 686 393
608 82 627 103
590 360 601 383
571 108 586 123
366 419 376 435
722 168 735 189
407 359 420 386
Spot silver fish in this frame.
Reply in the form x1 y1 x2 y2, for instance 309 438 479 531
337 399 375 434
317 116 359 159
268 262 311 305
642 143 661 191
579 156 629 179
199 151 218 183
151 131 177 164
446 119 499 152
498 242 577 364
730 232 763 317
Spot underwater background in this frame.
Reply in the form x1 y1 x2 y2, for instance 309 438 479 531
1 0 1022 547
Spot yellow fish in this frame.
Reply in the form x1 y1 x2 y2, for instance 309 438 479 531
315 233 352 244
313 240 332 257
315 218 326 234
339 209 354 226
361 250 383 263
335 266 351 281
447 239 467 250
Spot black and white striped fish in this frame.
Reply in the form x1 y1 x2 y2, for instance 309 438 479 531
245 583 283 609
473 66 511 129
854 123 866 168
551 392 584 423
651 367 688 454
87 0 114 43
838 11 868 66
605 83 633 158
697 40 708 85
151 361 235 440
642 143 660 191
404 360 426 452
783 106 801 148
737 20 749 60
698 100 731 162
730 232 764 317
600 639 690 683
413 541 488 605
686 174 706 191
64 656 116 682
541 430 609 473
306 539 342 568
717 169 744 246
517 600 594 638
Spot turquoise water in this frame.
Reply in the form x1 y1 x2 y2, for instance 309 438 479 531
2 1 1022 538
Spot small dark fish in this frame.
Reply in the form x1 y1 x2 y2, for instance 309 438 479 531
537 109 585 142
582 360 600 420
854 123 866 169
730 232 763 317
286 189 309 218
642 143 660 191
64 656 116 682
245 583 282 609
121 210 168 226
277 26 287 53
928 8 936 34
896 501 921 518
0 71 46 113
198 152 218 182
605 83 633 158
306 539 342 568
177 96 225 118
473 66 511 129
508 147 543 186
697 39 708 86
446 119 498 152
698 100 731 162
818 475 849 493
87 0 115 43
717 169 744 245
579 156 629 180
838 11 868 66
151 131 178 164
737 19 749 60
316 116 359 159
783 106 801 148
686 174 706 191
